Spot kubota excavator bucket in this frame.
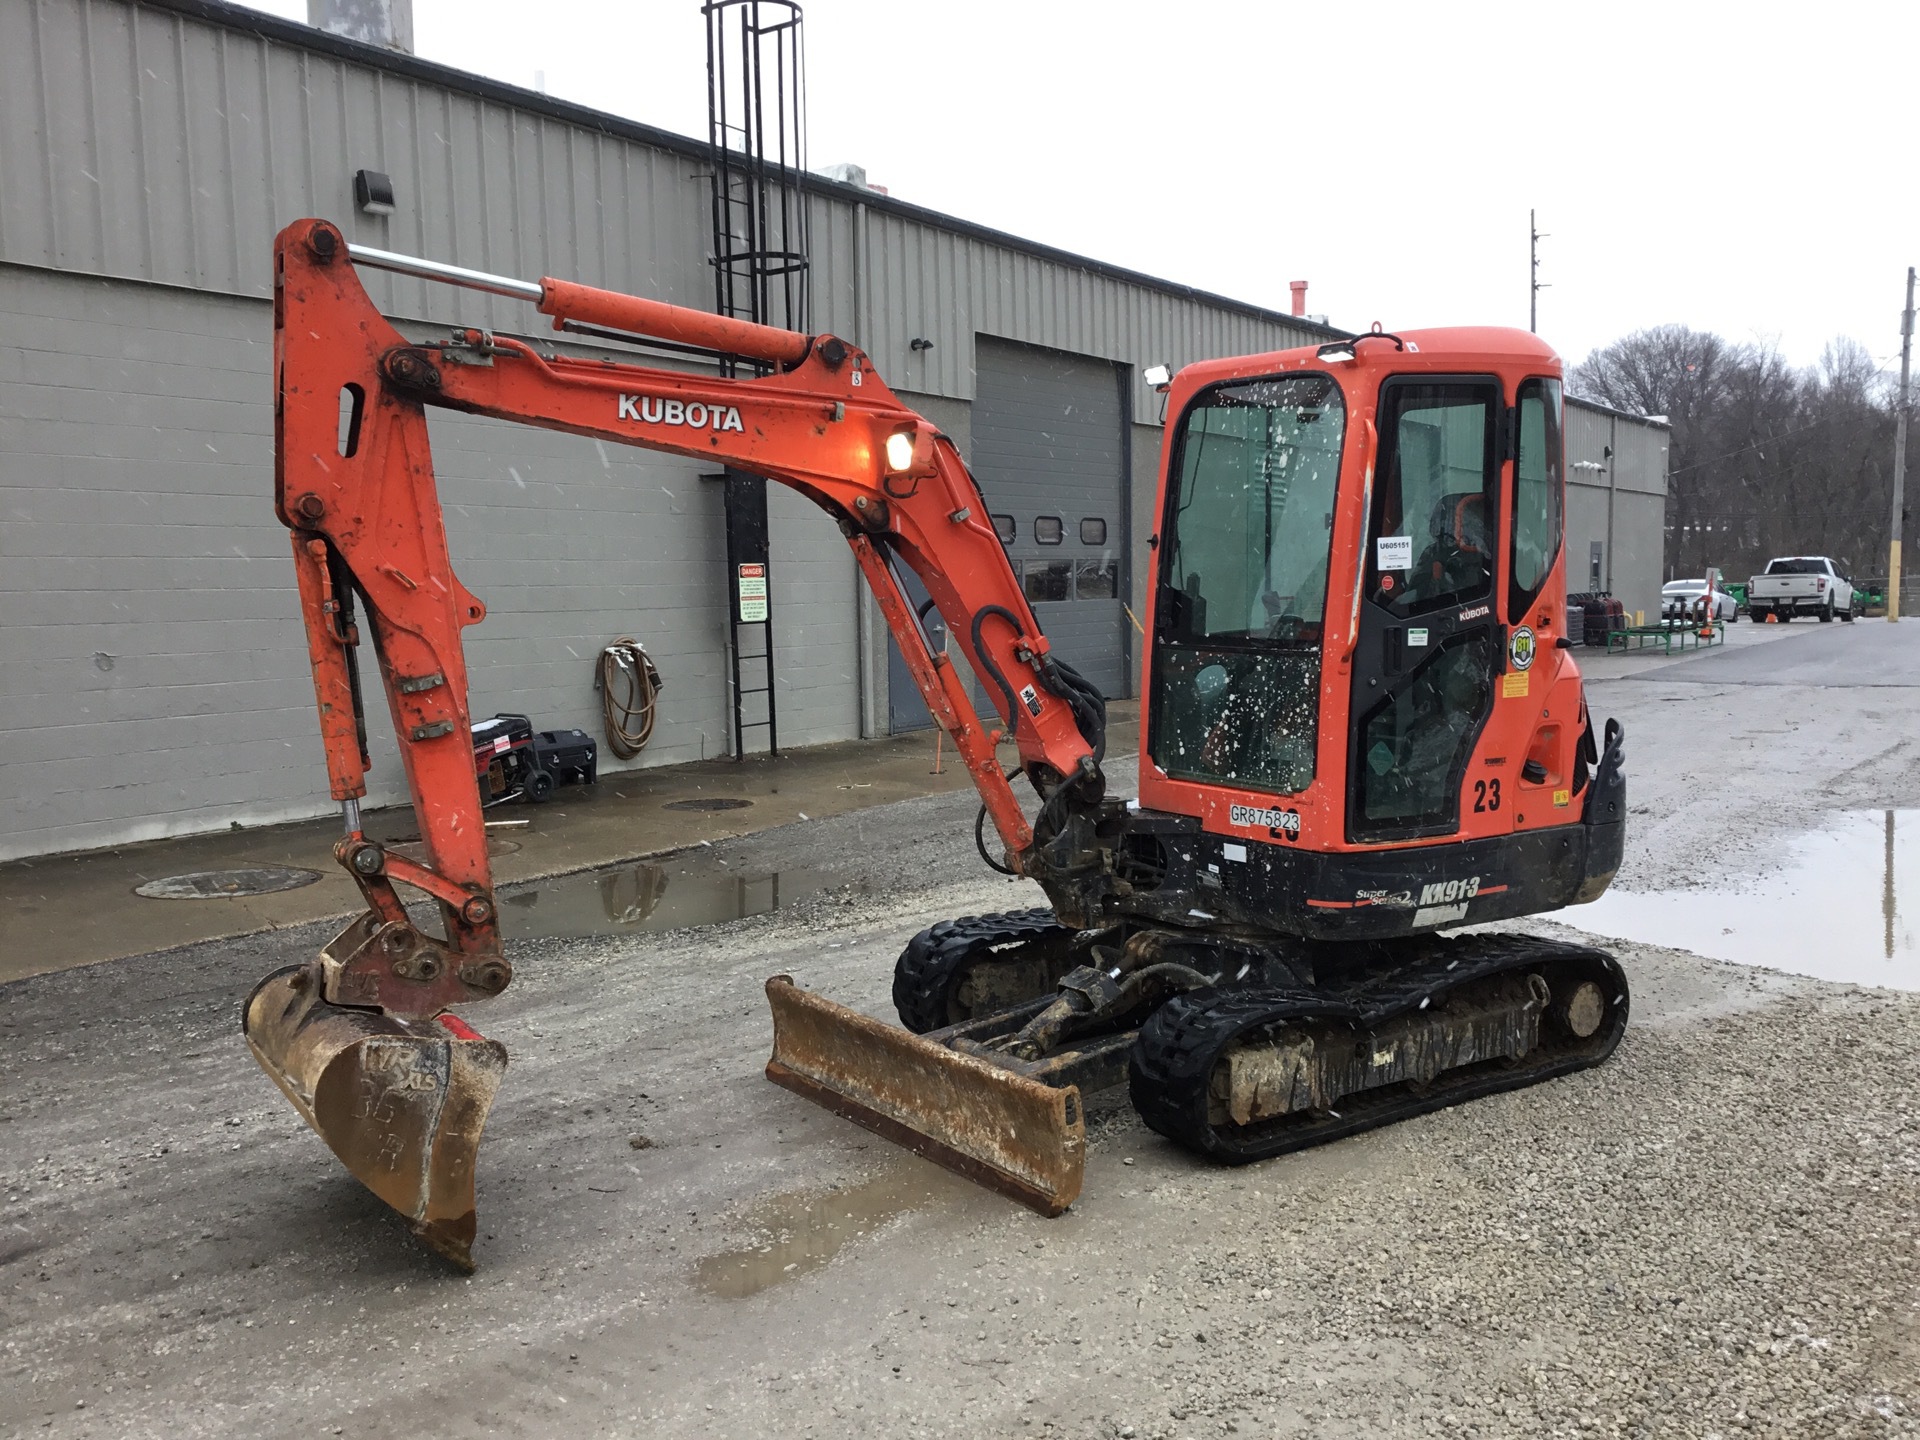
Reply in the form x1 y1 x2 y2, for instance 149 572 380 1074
244 962 507 1270
764 975 1085 1215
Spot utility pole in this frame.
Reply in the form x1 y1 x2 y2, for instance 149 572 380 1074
1891 266 1914 622
1530 209 1548 333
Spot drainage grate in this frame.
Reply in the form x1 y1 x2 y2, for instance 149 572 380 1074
134 867 323 900
662 798 754 813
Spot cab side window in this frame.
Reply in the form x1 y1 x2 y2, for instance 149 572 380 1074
1510 378 1563 620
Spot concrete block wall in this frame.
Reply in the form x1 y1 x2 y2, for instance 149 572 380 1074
0 265 860 861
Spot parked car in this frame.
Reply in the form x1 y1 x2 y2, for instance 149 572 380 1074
1746 556 1860 623
1661 579 1739 623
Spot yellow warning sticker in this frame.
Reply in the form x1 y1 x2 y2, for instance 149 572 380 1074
1553 788 1571 807
1501 671 1530 699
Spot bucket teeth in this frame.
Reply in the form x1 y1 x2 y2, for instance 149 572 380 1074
764 975 1084 1215
243 963 507 1270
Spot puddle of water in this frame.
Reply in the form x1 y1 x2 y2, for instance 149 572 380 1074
1553 809 1920 988
499 862 835 939
694 1159 960 1299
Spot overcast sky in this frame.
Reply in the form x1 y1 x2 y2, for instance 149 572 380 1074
252 0 1918 375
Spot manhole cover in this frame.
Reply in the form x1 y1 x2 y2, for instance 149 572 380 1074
663 797 754 812
134 867 323 900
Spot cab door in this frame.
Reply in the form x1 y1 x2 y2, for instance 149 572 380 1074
1347 377 1505 843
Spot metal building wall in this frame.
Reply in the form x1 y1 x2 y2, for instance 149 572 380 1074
0 1 1329 379
0 263 856 860
0 0 1332 860
1565 397 1670 621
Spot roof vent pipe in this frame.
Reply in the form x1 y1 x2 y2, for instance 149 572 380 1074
308 0 414 53
1290 280 1309 317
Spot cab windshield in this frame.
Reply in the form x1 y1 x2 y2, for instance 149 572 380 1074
1149 373 1345 797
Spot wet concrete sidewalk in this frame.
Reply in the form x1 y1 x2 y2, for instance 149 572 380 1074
0 703 1139 984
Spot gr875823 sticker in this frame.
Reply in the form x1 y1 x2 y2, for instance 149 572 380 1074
1230 804 1300 837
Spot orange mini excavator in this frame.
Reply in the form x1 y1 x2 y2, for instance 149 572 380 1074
247 220 1627 1267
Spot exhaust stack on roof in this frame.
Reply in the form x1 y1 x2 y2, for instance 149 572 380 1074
1290 280 1309 317
308 0 414 53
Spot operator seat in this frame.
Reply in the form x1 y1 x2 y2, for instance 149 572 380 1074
1413 492 1489 600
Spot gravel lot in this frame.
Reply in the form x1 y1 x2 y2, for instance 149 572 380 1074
5 621 1920 1438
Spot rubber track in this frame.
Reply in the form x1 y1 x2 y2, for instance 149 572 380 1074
1129 934 1629 1162
892 908 1074 1034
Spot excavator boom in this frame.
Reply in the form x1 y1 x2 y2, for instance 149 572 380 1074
254 220 1115 1261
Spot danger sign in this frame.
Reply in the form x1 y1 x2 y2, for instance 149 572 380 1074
736 563 769 623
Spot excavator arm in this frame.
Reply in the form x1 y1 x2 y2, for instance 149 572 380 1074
248 219 1115 1263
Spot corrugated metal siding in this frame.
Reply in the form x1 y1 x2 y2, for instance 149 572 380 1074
3 0 1327 403
1565 398 1669 617
0 0 720 330
842 207 1328 409
1564 401 1612 487
1566 399 1669 499
1610 416 1670 497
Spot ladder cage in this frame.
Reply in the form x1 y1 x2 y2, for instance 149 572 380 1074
705 0 812 759
704 0 811 345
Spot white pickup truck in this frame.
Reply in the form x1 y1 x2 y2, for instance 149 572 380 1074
1746 555 1860 623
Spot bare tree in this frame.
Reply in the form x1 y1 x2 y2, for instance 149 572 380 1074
1572 326 1734 576
1572 327 1898 585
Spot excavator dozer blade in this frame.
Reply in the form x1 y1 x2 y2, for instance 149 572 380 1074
243 964 508 1270
764 975 1084 1216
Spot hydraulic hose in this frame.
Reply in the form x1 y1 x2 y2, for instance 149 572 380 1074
975 803 1018 875
968 606 1108 762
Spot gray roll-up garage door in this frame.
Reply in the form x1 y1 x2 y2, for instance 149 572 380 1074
972 337 1130 701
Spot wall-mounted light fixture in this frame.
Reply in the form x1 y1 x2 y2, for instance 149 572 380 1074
909 337 934 352
354 169 396 216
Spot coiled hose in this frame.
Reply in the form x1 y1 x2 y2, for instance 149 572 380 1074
598 638 664 759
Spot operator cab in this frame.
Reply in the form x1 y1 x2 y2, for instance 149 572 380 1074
1130 329 1622 940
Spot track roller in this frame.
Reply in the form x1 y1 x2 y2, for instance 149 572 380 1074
1129 935 1628 1163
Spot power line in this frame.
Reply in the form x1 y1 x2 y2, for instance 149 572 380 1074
1665 415 1845 476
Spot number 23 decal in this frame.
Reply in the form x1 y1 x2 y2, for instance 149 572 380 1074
1473 778 1502 813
